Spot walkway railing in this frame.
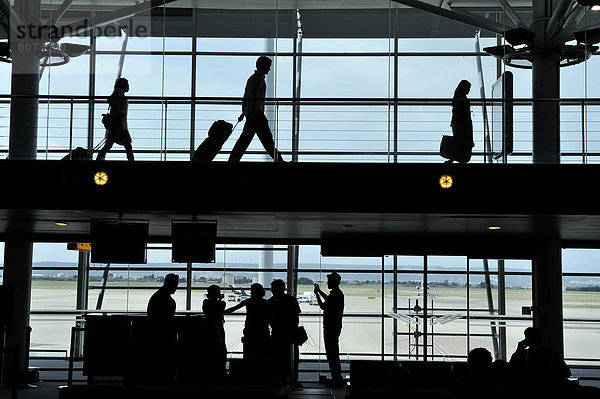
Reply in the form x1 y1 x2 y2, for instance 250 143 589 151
1 95 599 163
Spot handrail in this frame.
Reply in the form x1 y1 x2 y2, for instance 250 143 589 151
2 94 600 164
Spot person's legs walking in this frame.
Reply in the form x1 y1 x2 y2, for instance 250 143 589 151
124 142 135 161
96 138 115 160
229 121 256 162
254 115 284 162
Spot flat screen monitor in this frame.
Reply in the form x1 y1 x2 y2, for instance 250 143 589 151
171 221 217 263
90 221 148 264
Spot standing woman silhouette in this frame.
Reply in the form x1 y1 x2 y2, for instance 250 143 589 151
447 79 474 164
97 78 135 161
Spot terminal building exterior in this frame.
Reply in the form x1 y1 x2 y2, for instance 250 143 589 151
2 0 600 395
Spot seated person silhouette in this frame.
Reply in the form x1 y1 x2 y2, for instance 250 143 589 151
454 347 496 399
202 285 227 380
225 283 271 359
509 327 573 396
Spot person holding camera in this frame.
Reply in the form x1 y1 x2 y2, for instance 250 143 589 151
314 272 345 387
203 285 227 379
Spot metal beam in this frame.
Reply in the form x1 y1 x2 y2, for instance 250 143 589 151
46 0 75 27
0 0 25 34
390 0 505 35
56 0 179 40
546 0 576 39
495 0 528 28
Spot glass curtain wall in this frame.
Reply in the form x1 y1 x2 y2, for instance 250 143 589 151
3 3 599 162
25 243 600 371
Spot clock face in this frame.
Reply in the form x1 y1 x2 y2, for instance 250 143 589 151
439 174 453 189
94 171 109 186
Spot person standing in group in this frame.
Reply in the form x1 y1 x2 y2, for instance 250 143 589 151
314 272 345 387
147 273 179 321
97 77 135 161
445 79 474 164
145 273 179 382
228 56 285 163
225 283 271 359
268 279 301 387
202 285 228 379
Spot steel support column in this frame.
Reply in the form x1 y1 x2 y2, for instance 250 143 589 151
9 0 41 160
2 234 33 383
532 240 564 356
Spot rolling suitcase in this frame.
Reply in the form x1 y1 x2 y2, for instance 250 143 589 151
192 120 237 162
440 135 471 164
61 139 107 160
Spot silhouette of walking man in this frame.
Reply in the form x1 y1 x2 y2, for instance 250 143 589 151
228 56 285 162
314 272 345 387
97 78 135 161
225 283 271 359
268 279 301 386
445 79 474 164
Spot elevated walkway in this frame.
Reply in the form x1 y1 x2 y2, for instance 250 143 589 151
1 161 600 257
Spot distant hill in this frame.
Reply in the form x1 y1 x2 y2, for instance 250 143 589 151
2 261 596 289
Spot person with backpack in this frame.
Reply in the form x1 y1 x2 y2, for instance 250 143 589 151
97 78 135 161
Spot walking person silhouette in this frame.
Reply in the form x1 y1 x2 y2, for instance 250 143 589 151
445 79 474 164
228 56 285 162
97 78 135 161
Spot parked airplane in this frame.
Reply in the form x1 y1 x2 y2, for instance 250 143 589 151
227 284 250 302
416 282 438 297
297 291 318 305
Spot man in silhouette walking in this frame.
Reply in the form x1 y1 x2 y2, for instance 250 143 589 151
314 272 345 387
229 56 285 162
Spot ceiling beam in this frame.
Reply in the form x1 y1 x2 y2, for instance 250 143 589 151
390 0 505 34
46 0 75 28
495 0 527 28
546 0 577 40
56 0 179 40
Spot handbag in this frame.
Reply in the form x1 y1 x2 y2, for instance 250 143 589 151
101 106 122 131
294 325 308 346
440 135 472 164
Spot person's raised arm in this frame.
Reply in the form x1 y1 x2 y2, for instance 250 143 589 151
314 284 326 310
224 299 248 314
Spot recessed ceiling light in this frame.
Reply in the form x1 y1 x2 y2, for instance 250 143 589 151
55 222 68 226
93 171 109 186
592 5 600 10
439 174 453 189
488 225 502 231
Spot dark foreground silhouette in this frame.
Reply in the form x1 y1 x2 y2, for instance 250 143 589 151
441 79 474 164
97 77 134 161
228 56 284 163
